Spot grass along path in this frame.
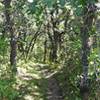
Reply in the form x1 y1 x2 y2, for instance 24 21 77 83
16 62 63 100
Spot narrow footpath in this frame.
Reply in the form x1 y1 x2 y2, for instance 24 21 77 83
17 63 63 100
39 64 63 100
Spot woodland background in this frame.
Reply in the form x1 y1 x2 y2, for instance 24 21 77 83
0 0 100 100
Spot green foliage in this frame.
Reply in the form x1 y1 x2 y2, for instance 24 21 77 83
28 1 37 13
0 0 99 100
0 38 8 56
0 79 19 100
44 0 56 8
59 0 66 6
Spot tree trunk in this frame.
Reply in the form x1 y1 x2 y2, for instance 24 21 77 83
43 39 47 62
4 0 17 74
80 3 96 100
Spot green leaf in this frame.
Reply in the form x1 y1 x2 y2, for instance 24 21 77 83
44 0 56 8
59 0 65 6
74 6 83 16
0 38 8 55
27 1 37 14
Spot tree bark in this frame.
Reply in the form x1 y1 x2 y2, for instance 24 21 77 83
43 39 47 62
80 3 96 100
4 0 17 74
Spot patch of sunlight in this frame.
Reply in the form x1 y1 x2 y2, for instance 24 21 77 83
24 95 34 100
17 60 25 66
96 3 100 9
27 67 34 72
27 0 33 3
21 63 29 68
45 71 58 79
33 92 40 96
15 78 26 89
31 73 41 79
39 99 44 100
27 85 38 90
28 61 35 66
27 67 40 74
41 69 49 73
90 61 94 65
17 67 27 76
33 63 49 67
0 32 2 35
34 85 38 89
22 77 33 80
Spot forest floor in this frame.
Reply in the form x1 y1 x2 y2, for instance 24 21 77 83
16 62 63 100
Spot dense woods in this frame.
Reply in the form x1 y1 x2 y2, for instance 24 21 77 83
0 0 100 100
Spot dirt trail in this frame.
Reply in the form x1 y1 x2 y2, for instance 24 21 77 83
17 63 63 100
40 65 63 100
46 77 63 100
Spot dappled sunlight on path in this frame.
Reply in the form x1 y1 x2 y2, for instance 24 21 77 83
16 63 63 100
